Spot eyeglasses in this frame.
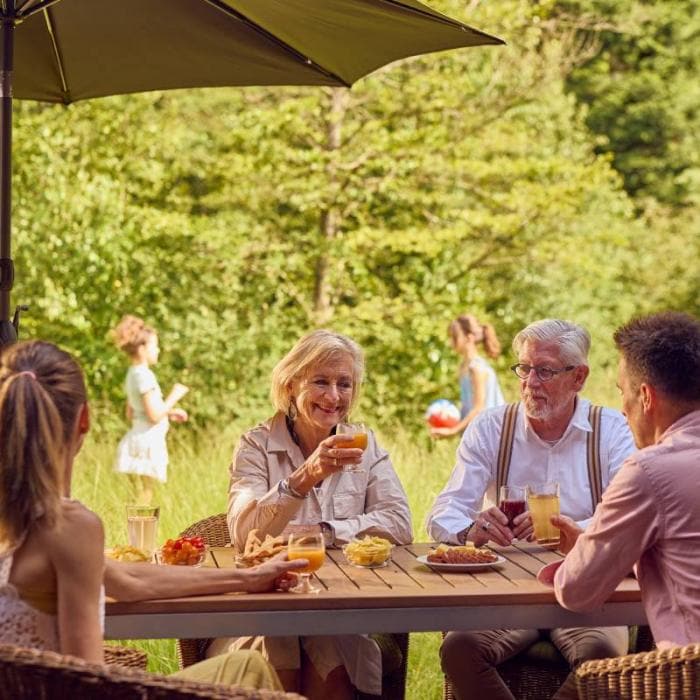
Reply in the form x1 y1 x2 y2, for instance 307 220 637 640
510 363 575 382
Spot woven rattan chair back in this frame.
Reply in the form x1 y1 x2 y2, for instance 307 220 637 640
0 643 303 699
103 643 148 669
177 513 231 669
576 643 700 700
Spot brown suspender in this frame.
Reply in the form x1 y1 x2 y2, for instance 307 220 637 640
496 402 604 512
586 404 603 509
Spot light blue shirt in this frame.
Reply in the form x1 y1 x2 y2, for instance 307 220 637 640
459 356 504 418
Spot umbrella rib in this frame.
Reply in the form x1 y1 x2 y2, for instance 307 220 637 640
377 0 504 44
18 0 62 19
41 5 69 100
200 0 351 87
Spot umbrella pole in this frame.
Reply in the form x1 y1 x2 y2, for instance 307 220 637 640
0 13 15 344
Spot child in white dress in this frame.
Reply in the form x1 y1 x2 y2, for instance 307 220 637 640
112 315 189 504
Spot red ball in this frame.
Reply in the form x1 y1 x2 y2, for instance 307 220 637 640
425 399 460 428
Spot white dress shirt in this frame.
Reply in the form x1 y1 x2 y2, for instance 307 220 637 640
426 398 635 544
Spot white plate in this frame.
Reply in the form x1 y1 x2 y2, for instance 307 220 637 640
416 553 506 572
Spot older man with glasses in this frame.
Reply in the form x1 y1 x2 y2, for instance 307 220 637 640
427 318 635 700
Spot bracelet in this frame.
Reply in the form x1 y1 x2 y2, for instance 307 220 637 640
280 478 307 500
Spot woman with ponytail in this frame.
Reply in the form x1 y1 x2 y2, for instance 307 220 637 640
0 340 302 690
0 340 104 662
431 314 505 438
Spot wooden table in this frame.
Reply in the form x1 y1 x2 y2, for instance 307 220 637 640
105 543 645 640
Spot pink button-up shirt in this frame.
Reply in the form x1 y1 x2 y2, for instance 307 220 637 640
554 410 700 648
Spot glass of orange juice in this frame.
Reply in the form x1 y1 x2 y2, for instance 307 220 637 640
336 423 368 472
287 529 326 594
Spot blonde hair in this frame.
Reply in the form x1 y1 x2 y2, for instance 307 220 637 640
512 319 590 365
111 315 155 357
270 330 365 414
0 341 87 546
449 314 501 359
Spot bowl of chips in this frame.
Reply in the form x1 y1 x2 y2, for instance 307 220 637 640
343 535 393 568
105 544 151 563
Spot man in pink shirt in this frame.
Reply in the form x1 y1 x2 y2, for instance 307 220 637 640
551 311 700 653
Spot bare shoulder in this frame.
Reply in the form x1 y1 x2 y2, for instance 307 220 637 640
44 500 104 561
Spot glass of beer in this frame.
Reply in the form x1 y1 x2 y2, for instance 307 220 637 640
336 423 368 472
526 482 560 547
126 504 160 557
287 529 326 594
499 485 527 531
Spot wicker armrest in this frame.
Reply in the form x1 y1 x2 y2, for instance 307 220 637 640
576 643 700 700
0 643 303 699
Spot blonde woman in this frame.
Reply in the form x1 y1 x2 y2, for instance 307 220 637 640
220 329 412 700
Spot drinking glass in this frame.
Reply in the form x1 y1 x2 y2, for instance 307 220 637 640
526 482 560 547
499 485 527 530
126 504 160 557
287 529 326 594
336 423 368 472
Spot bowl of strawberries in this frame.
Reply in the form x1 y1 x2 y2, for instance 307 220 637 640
157 536 207 567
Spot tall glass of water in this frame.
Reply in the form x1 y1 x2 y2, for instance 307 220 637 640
126 504 160 557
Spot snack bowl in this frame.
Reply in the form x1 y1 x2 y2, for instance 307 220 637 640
105 545 151 563
157 537 208 567
343 536 393 568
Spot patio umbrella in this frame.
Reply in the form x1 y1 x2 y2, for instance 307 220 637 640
0 0 503 344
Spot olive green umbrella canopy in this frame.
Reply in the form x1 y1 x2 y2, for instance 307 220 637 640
0 0 503 340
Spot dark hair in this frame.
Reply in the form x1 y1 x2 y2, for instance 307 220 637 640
449 314 501 359
111 314 155 357
614 312 700 402
0 340 87 545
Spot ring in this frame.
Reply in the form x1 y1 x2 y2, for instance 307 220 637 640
481 521 491 531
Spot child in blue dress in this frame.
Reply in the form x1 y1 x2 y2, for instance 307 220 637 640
431 313 505 438
112 315 189 503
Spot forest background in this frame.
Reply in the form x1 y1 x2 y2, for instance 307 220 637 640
11 0 700 696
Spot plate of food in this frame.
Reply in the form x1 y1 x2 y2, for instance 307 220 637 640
343 536 393 568
418 543 505 572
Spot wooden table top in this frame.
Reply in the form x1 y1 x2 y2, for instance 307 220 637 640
106 542 641 620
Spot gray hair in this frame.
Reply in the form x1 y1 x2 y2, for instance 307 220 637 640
512 319 590 366
270 329 365 414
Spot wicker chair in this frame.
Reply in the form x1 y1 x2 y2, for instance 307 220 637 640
576 643 700 700
103 643 148 669
442 626 656 700
177 513 410 700
0 643 303 699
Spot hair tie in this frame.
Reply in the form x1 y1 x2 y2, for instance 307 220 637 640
17 370 37 380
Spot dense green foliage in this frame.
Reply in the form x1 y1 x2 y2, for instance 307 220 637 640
11 0 698 432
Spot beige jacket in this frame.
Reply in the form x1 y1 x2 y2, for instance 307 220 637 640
227 412 413 551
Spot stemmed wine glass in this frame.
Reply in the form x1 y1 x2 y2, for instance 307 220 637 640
287 529 326 594
336 423 368 472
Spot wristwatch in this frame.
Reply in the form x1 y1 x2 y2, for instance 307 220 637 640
319 522 335 546
457 522 475 545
